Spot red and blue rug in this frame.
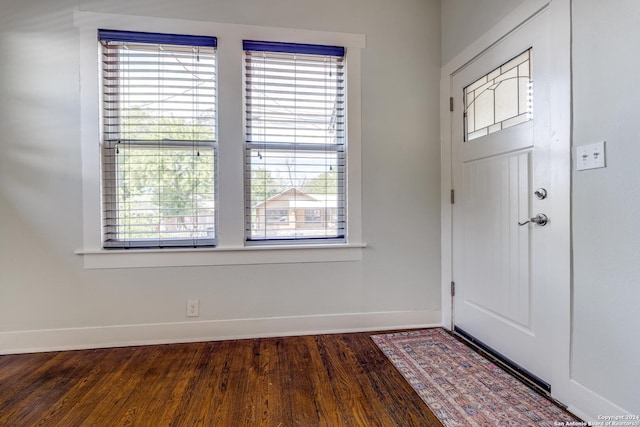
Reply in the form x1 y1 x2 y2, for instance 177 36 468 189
371 328 580 426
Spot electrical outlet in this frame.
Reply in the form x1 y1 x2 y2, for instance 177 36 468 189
187 299 199 317
576 141 606 171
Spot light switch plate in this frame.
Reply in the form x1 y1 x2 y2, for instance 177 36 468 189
576 141 606 171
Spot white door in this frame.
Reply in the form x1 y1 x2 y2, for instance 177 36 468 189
451 9 560 386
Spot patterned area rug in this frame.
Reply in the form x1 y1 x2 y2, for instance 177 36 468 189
371 328 580 427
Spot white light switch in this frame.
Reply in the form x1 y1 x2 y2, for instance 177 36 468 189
576 141 606 171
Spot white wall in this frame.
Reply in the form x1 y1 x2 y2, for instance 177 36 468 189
440 0 526 64
571 0 640 414
441 0 640 416
0 0 442 350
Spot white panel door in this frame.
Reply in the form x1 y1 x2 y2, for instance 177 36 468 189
452 9 557 385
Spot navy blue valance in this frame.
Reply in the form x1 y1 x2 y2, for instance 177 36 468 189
243 40 344 57
98 29 217 48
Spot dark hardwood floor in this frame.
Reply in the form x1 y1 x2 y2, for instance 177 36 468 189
0 332 442 426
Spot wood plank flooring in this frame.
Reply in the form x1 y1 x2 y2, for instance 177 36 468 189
0 332 443 426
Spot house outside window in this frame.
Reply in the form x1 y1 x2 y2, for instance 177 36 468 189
252 188 338 238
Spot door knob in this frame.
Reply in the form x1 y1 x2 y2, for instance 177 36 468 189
534 188 548 200
518 213 548 226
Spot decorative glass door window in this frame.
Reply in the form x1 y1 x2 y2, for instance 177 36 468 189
464 49 532 141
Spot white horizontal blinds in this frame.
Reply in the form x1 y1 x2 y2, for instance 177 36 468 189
244 41 346 243
99 30 217 248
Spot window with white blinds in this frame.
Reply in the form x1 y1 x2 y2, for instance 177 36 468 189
243 40 346 243
99 30 217 249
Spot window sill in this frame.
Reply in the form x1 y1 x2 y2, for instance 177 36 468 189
74 243 367 269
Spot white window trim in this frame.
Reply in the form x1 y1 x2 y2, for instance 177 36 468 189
74 11 366 269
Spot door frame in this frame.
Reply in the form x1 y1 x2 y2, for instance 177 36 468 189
440 0 572 404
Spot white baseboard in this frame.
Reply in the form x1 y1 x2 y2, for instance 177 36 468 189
565 379 634 423
0 310 442 354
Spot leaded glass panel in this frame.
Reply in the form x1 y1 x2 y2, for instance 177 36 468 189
464 49 533 141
